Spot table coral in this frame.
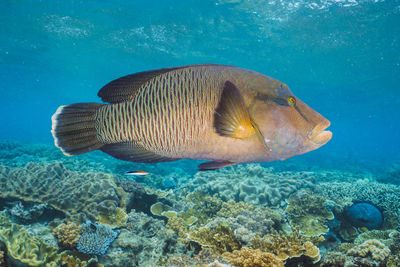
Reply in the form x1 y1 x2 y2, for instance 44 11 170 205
53 221 83 249
77 221 118 255
223 247 284 267
285 190 334 237
0 162 124 227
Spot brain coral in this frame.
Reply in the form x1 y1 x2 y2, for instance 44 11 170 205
0 162 125 226
187 164 316 207
77 221 118 255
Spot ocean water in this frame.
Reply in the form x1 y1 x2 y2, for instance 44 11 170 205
1 0 400 266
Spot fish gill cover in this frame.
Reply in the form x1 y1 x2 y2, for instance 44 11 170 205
0 0 400 266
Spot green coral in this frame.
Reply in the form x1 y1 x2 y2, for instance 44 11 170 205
285 190 334 236
0 213 60 266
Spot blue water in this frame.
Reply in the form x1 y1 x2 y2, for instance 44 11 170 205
1 0 399 169
1 1 400 266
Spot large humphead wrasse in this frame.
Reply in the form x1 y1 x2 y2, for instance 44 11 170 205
51 64 332 170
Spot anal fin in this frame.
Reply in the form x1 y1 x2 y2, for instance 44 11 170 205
197 161 235 171
101 142 179 163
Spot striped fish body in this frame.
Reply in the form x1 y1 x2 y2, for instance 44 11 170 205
95 65 270 163
51 64 332 171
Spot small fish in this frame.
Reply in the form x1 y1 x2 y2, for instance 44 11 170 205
51 64 332 171
360 226 369 232
124 170 149 176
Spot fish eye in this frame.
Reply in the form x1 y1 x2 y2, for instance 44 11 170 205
287 96 296 106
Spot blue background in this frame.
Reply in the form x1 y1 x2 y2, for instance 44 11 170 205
1 0 399 172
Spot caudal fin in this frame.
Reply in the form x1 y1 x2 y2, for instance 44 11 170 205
51 103 104 156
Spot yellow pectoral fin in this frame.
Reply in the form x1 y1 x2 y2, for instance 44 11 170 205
214 80 256 140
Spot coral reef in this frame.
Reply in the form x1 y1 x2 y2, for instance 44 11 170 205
77 221 118 255
321 234 395 266
250 229 323 263
6 201 55 224
223 247 284 267
0 212 60 266
208 202 283 245
53 221 83 249
285 190 334 237
102 210 189 266
320 179 400 227
347 239 390 261
0 162 125 226
187 224 242 254
186 164 316 207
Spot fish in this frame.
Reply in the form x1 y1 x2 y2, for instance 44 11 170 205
124 170 149 176
51 64 332 171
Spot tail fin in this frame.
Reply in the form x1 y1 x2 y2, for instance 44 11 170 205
51 103 105 156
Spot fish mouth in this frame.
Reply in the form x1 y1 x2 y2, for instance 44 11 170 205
309 120 332 145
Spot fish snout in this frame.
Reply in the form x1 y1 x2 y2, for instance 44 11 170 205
309 119 332 146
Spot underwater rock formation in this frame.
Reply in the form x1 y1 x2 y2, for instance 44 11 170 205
0 162 125 226
77 221 118 255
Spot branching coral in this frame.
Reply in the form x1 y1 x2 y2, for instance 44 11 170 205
223 247 284 267
285 190 334 237
53 221 83 249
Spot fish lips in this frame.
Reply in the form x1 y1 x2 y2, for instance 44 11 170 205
309 120 332 146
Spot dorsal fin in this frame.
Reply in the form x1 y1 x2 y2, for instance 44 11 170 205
97 66 185 103
97 64 224 103
213 80 256 139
